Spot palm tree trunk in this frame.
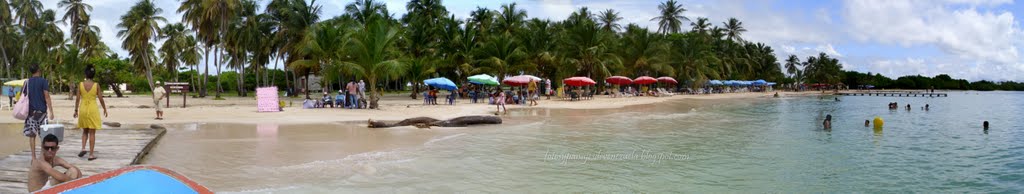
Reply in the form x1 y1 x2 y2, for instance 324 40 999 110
214 46 222 98
237 59 244 96
201 46 210 97
369 78 379 109
1 39 9 78
272 56 279 86
303 73 310 99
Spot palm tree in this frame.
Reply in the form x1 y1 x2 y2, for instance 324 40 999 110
290 22 349 96
272 0 321 97
0 0 12 77
181 35 201 91
339 19 405 109
345 0 388 24
117 0 165 91
723 18 745 42
158 23 187 77
620 24 671 77
561 8 622 79
784 54 800 78
476 33 527 82
178 0 214 97
690 17 710 35
651 0 688 34
207 0 241 98
58 0 91 46
468 7 494 38
598 9 622 32
401 0 447 99
521 18 556 79
495 3 526 34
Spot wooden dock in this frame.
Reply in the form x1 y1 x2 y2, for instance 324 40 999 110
0 128 165 193
838 91 948 97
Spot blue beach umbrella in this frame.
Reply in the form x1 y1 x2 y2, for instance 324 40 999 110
753 80 767 85
424 77 458 91
708 80 724 85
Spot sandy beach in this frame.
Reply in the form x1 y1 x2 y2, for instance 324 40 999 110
0 91 821 126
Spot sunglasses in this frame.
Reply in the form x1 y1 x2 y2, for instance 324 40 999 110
42 146 58 151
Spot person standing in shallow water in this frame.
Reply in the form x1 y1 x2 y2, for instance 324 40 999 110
74 66 108 161
823 114 832 129
983 121 989 130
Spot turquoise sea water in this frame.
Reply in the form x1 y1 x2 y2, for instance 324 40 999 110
148 91 1024 193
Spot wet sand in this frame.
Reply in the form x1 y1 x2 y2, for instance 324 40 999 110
139 122 461 191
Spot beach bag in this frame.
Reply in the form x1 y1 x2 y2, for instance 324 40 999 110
13 80 29 120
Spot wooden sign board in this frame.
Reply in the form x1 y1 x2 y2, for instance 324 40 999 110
164 82 190 108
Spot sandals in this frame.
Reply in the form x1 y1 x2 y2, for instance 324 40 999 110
88 156 98 161
78 151 87 158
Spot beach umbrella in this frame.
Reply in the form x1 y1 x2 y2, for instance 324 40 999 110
468 74 499 86
424 77 458 91
767 82 777 86
563 77 596 86
3 79 26 86
634 76 657 85
502 75 538 86
708 80 724 85
605 76 633 85
752 79 767 85
656 77 678 84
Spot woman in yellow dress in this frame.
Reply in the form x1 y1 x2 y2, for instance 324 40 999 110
74 66 107 161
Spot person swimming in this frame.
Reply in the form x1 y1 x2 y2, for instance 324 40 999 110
925 104 929 111
823 114 832 129
983 121 989 130
835 97 840 102
864 120 870 127
906 104 911 111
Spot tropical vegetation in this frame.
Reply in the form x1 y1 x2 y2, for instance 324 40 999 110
0 0 1020 108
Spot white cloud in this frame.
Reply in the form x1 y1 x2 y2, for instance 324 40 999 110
843 0 1022 64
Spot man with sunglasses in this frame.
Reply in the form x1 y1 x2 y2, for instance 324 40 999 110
27 134 81 192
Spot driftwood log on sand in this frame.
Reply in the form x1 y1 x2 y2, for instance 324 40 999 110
368 116 502 128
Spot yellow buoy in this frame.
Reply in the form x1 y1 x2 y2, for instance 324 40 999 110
873 116 884 129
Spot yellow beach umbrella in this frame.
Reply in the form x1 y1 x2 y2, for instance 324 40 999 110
4 79 26 86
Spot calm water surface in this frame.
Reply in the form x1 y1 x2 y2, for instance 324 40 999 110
143 91 1024 193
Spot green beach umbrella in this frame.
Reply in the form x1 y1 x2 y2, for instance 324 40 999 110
468 74 499 86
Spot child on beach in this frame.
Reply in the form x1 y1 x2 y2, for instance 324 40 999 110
495 88 506 114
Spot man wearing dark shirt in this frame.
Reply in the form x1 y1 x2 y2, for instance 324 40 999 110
23 64 54 159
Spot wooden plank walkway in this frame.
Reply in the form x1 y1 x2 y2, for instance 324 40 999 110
0 128 165 193
838 91 948 97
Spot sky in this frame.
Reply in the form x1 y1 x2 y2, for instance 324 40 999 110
35 0 1024 81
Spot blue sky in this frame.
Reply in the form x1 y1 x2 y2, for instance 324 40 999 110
36 0 1024 81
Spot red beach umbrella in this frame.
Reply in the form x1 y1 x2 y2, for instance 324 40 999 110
634 76 657 85
657 76 678 84
605 76 633 85
564 77 596 87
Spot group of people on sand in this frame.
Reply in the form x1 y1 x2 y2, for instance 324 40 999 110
17 63 170 192
307 80 366 109
491 80 541 114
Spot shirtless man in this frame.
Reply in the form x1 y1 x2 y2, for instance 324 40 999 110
28 134 81 192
